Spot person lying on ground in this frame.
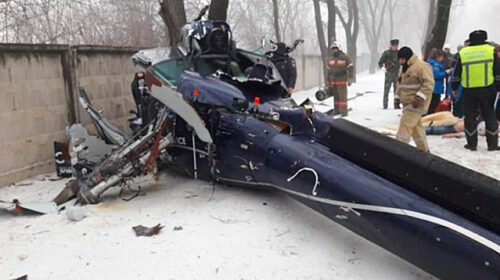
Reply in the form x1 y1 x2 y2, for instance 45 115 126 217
377 111 500 138
423 111 500 138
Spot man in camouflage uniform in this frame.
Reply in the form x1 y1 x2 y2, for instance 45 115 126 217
326 41 354 116
378 39 400 109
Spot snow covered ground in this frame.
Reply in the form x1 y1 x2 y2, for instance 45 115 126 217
1 173 436 280
3 70 497 280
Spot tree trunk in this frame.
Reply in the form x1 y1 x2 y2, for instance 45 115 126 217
313 0 328 85
422 0 451 60
388 0 399 40
336 0 359 81
159 0 187 47
208 0 229 22
422 0 437 55
350 0 359 82
326 0 336 45
272 0 281 41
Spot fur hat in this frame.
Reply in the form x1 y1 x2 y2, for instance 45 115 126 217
398 46 413 60
390 39 399 46
469 30 488 44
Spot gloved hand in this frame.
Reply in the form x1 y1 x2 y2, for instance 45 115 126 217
348 79 353 86
452 90 459 98
445 69 452 75
287 88 294 94
411 96 424 108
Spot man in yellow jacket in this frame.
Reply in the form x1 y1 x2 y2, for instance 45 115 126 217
395 47 435 152
451 30 500 151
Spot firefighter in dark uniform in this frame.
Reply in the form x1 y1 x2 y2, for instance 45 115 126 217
451 30 500 151
326 41 354 116
269 42 297 95
378 39 400 109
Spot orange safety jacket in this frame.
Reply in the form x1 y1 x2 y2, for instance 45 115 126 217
326 51 353 86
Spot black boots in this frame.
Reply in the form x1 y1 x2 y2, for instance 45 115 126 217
464 144 477 151
486 133 499 151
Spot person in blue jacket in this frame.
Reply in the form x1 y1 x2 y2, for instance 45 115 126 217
426 48 447 114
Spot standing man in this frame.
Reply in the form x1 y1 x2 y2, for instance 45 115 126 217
269 42 297 96
395 47 435 152
451 30 500 151
326 41 354 116
379 39 400 109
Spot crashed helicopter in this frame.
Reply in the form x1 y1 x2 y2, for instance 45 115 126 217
48 14 500 280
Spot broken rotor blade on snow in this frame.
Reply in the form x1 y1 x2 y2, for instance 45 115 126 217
1 199 62 215
16 202 62 214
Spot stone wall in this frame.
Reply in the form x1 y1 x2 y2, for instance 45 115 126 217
294 55 324 91
0 44 138 186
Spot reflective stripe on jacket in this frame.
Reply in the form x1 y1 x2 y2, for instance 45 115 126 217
396 55 435 114
326 51 353 84
459 44 495 88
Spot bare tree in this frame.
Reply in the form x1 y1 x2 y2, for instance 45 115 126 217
312 0 329 84
387 0 399 40
421 0 436 54
359 0 389 74
159 0 187 47
326 0 336 44
271 0 281 41
422 0 452 59
335 0 359 80
208 0 229 21
0 0 169 47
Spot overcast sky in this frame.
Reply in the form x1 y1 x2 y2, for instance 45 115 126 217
447 0 500 50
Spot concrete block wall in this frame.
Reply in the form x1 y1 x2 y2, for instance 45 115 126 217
75 50 137 135
294 54 366 91
0 44 138 186
0 49 69 185
294 55 324 91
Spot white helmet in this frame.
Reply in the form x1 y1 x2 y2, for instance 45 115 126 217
330 41 342 51
443 43 451 50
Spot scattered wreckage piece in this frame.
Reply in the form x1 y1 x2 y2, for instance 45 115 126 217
78 87 127 146
132 224 163 237
66 124 115 174
53 141 73 178
0 199 61 215
66 206 86 221
53 121 174 205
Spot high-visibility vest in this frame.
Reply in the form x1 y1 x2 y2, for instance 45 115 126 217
459 44 495 88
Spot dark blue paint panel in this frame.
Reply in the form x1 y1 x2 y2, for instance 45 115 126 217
165 69 500 280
